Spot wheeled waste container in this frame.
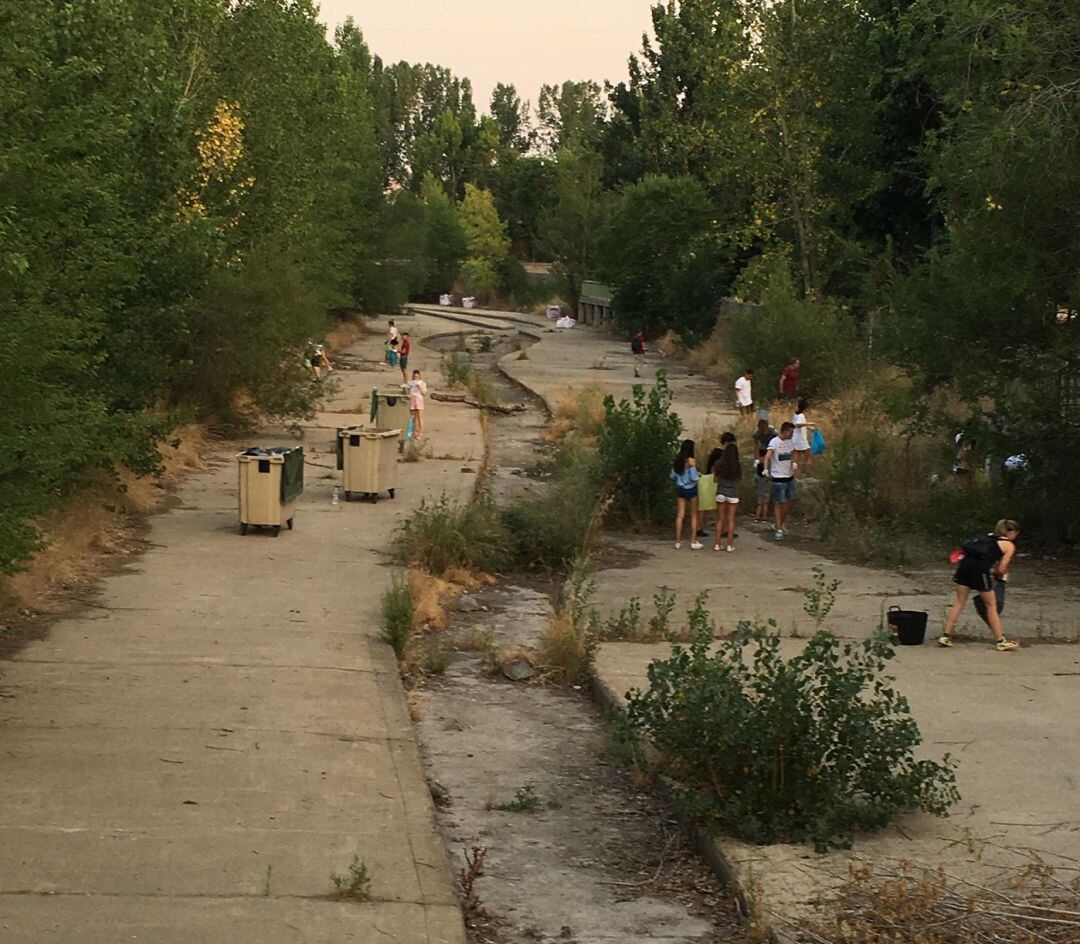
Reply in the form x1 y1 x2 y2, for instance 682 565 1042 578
370 385 411 444
237 446 304 535
336 427 400 501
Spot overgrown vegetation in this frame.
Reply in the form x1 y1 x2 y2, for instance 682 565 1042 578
381 578 415 661
619 596 960 851
597 370 683 525
397 496 511 577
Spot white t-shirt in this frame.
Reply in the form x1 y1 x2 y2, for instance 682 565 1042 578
734 376 753 407
388 325 400 341
767 436 795 479
792 413 810 450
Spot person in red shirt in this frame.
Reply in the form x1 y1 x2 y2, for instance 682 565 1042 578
779 357 800 402
399 332 412 382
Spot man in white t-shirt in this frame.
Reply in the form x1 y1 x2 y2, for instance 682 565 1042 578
734 368 754 417
763 422 797 540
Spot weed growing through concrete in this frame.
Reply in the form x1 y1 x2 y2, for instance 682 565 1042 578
459 845 489 919
423 641 450 675
493 784 543 813
330 856 372 900
381 578 414 660
803 565 841 629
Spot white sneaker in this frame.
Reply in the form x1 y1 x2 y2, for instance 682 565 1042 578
726 545 735 553
713 544 721 552
774 529 784 541
690 542 703 550
674 542 681 550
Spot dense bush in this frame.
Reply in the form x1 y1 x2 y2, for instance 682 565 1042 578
621 610 959 850
724 266 860 399
597 370 683 524
396 496 512 576
503 450 602 572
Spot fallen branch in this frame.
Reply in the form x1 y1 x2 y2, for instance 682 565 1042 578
431 391 525 414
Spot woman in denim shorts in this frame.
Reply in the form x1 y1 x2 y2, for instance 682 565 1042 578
669 439 702 549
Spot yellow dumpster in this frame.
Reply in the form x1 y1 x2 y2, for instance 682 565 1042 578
337 428 400 502
237 446 303 535
371 385 411 444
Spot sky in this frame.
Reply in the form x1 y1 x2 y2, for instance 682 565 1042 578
317 0 657 113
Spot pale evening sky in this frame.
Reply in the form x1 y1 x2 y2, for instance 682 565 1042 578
317 0 657 114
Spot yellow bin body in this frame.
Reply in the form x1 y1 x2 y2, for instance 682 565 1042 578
237 453 296 531
376 386 411 442
340 428 400 500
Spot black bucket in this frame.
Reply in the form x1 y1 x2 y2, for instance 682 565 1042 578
887 607 928 646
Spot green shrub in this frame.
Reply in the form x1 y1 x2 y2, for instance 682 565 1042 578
724 266 860 399
620 605 959 850
381 578 414 660
597 369 683 524
502 449 602 572
397 496 511 576
441 352 473 388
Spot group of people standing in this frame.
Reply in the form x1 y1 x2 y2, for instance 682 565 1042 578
385 319 428 440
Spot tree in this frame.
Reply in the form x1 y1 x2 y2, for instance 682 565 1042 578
537 80 606 152
539 147 606 315
490 82 532 152
459 184 511 300
419 172 466 294
599 175 727 339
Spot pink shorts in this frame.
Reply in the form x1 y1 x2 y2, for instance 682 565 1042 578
409 395 424 411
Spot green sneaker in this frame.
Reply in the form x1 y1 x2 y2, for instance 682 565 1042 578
937 635 953 648
994 639 1019 652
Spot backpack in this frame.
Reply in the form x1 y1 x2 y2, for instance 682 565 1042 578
630 336 643 354
960 533 997 560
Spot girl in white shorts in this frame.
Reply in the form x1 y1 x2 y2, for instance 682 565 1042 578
713 432 742 552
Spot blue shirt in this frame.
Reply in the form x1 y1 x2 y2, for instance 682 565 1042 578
670 465 700 489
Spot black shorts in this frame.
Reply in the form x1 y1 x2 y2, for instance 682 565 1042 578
400 355 409 370
954 556 993 592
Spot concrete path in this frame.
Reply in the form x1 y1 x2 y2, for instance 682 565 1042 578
0 316 480 943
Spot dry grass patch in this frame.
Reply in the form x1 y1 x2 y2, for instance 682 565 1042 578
324 314 364 351
2 423 218 614
543 384 607 445
407 566 494 632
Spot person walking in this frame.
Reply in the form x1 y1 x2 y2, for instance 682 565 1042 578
408 369 428 440
386 320 400 368
713 432 742 552
734 369 754 418
779 357 800 402
631 330 646 377
763 422 798 540
752 418 776 522
791 398 815 473
938 520 1020 651
670 439 702 550
399 332 412 383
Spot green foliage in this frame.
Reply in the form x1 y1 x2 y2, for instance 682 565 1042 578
397 496 511 577
724 266 860 399
597 370 683 524
493 784 542 813
459 183 511 300
331 856 373 900
600 174 731 340
803 567 841 630
621 612 960 850
381 578 414 661
419 172 467 294
502 448 602 573
539 146 606 315
537 564 601 686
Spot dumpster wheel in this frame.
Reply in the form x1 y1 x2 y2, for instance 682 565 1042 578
286 518 294 530
272 525 281 537
240 523 248 536
344 490 352 502
388 488 396 499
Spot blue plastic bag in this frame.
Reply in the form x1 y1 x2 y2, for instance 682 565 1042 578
811 428 826 456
